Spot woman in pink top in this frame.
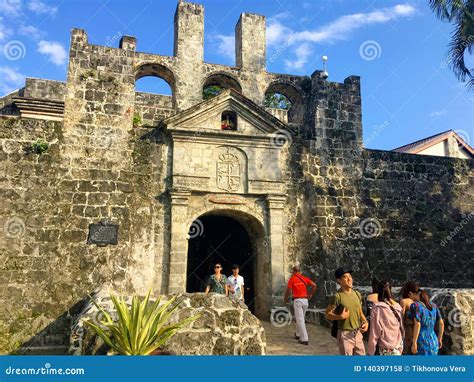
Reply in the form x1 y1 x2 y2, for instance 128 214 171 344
368 281 405 355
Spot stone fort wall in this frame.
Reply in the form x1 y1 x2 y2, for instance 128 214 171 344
0 1 472 354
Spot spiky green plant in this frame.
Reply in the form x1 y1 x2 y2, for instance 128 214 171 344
84 291 198 355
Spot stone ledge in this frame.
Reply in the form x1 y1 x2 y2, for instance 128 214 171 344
69 291 266 355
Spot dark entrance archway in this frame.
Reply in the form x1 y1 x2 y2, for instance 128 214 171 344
186 214 258 313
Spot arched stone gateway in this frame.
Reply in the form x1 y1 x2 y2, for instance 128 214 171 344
166 195 287 320
185 210 268 318
163 88 292 320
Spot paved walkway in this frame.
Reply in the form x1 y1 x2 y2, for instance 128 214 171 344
262 321 340 355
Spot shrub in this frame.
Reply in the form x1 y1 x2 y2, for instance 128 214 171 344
84 291 198 355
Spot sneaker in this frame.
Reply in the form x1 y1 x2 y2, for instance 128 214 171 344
298 340 309 345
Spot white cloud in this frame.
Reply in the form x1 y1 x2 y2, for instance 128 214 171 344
394 4 416 16
18 25 44 40
0 17 13 41
37 40 66 65
291 4 416 45
214 34 235 61
0 0 22 17
27 0 57 15
284 43 313 71
429 109 448 118
265 3 416 72
0 66 25 95
267 17 293 47
213 4 417 72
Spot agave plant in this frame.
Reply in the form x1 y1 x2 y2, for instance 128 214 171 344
84 291 198 355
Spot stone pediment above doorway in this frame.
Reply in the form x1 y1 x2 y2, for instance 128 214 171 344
162 89 294 140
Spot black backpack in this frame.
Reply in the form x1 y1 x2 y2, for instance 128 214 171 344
330 291 362 338
331 292 343 338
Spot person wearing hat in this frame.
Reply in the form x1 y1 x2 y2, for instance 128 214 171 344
284 265 317 345
325 267 368 355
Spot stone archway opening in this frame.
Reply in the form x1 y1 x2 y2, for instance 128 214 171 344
202 73 242 100
264 82 304 125
135 63 176 108
185 211 268 318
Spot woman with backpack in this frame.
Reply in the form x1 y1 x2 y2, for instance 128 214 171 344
368 281 404 355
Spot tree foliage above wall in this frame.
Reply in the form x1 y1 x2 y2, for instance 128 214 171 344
263 93 292 110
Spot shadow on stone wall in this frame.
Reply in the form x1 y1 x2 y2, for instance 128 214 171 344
13 299 86 355
290 145 472 354
290 142 472 310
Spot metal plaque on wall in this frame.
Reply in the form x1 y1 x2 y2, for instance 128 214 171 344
87 220 119 246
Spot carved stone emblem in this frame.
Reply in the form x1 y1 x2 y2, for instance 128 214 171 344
217 148 241 192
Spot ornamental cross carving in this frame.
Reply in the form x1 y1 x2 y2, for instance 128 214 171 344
216 148 241 192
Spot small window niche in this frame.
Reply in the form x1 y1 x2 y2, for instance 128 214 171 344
221 111 237 131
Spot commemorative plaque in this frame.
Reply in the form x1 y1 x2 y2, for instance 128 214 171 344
87 220 119 246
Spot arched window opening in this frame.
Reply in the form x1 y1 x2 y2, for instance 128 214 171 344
203 85 224 100
202 73 242 101
221 111 237 130
135 76 172 96
135 63 176 109
264 92 292 110
264 82 304 125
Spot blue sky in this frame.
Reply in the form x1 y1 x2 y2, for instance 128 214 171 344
0 0 472 150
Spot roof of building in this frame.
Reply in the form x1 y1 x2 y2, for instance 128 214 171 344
392 129 474 156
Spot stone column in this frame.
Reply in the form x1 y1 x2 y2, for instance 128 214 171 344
446 134 459 158
173 1 204 110
266 195 286 306
168 189 191 294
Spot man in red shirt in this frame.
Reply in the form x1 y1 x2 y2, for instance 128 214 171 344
284 265 317 345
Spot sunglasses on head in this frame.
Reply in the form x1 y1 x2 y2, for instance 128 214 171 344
214 266 221 269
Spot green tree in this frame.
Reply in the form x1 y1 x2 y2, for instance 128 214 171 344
264 93 292 110
203 85 224 100
429 0 474 88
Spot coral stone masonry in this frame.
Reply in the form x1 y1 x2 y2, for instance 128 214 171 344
0 1 472 354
